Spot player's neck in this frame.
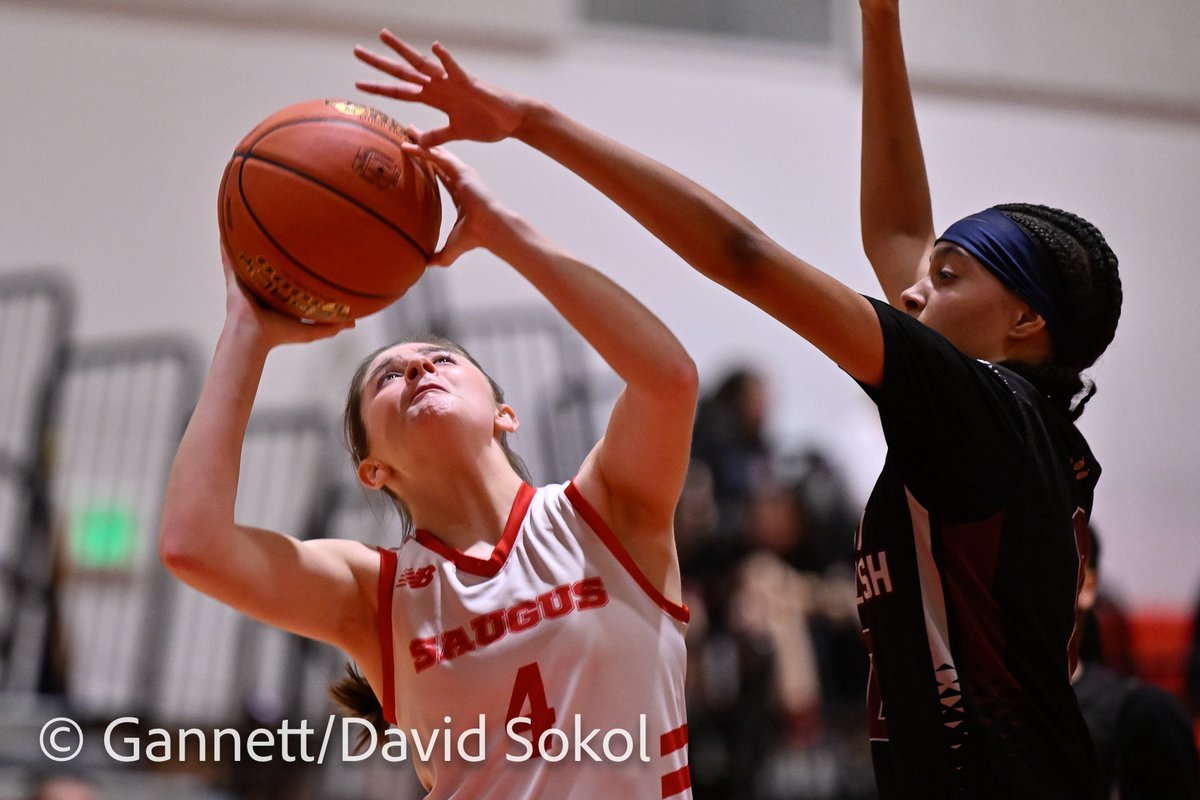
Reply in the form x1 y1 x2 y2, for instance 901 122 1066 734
404 450 525 553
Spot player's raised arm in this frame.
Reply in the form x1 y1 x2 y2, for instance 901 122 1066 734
859 0 937 306
355 34 884 388
403 141 696 595
158 260 379 662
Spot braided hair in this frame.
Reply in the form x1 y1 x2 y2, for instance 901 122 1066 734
992 204 1122 420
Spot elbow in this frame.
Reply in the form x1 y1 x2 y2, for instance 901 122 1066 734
665 355 700 405
158 517 209 579
158 523 191 577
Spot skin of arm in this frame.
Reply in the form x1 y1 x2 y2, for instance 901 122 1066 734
158 262 384 678
404 142 698 598
355 34 884 388
859 0 938 306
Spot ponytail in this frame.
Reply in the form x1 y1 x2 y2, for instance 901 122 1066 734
329 663 388 753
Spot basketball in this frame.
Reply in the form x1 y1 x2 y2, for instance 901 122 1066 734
218 99 441 322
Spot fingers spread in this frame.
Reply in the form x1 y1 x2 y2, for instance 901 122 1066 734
355 81 423 101
353 45 430 84
379 30 446 79
431 41 469 81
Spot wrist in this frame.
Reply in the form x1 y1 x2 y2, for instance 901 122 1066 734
483 207 539 261
512 98 554 145
220 314 275 358
861 2 900 26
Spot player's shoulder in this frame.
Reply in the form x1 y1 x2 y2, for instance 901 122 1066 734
308 536 380 563
304 537 382 595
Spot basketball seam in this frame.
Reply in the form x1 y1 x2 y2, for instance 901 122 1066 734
239 114 410 156
241 150 434 260
233 160 421 300
237 115 438 259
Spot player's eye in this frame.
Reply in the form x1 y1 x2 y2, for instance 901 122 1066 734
432 353 456 365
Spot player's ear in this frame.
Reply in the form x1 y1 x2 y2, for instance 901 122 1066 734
494 404 519 436
357 458 391 490
1010 300 1047 340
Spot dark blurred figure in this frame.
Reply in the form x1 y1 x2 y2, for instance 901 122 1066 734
674 460 746 797
1073 526 1200 800
686 374 874 798
783 449 858 575
674 469 865 800
1187 587 1200 719
692 370 774 540
1073 524 1136 677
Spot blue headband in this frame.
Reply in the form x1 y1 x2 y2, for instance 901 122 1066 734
939 208 1076 361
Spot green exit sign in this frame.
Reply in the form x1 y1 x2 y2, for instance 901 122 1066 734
71 504 138 569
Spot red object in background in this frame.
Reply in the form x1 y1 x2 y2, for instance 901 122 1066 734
1127 607 1191 699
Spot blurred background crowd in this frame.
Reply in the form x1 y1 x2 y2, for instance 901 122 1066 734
4 0 1200 797
1 269 1197 800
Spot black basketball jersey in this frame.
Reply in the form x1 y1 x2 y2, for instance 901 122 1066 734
854 298 1101 800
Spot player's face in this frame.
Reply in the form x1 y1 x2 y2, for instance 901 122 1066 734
359 342 503 456
900 243 1028 362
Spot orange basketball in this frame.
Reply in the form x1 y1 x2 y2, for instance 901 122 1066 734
218 99 441 321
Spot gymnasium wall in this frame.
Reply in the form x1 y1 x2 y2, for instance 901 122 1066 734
1 2 1198 606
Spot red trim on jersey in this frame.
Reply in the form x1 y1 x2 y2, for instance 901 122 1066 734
413 483 535 577
660 723 688 756
661 766 692 798
376 547 399 725
564 481 690 623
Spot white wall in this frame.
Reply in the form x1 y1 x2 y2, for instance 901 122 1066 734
2 4 1198 606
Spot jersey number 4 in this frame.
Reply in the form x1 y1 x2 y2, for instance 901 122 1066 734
505 662 557 755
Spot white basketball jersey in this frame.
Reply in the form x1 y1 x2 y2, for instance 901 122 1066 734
378 481 691 799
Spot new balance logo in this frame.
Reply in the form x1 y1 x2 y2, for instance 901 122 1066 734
397 565 437 589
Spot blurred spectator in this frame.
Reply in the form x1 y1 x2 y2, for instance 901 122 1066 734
692 370 774 540
1073 526 1200 800
1073 525 1136 676
29 776 99 800
685 369 874 797
782 449 858 575
682 471 866 799
1187 588 1200 718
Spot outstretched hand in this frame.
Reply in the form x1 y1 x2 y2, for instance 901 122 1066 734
354 31 532 148
401 138 520 267
221 249 354 348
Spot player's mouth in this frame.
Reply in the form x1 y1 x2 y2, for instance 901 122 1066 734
409 383 447 405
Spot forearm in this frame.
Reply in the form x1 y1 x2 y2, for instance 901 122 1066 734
492 211 695 539
512 102 883 385
159 320 269 564
488 211 695 392
860 4 935 303
514 102 770 295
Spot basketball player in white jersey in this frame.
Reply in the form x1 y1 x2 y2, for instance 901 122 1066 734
159 144 695 798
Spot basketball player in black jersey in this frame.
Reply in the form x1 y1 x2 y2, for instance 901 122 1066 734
354 9 1122 795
